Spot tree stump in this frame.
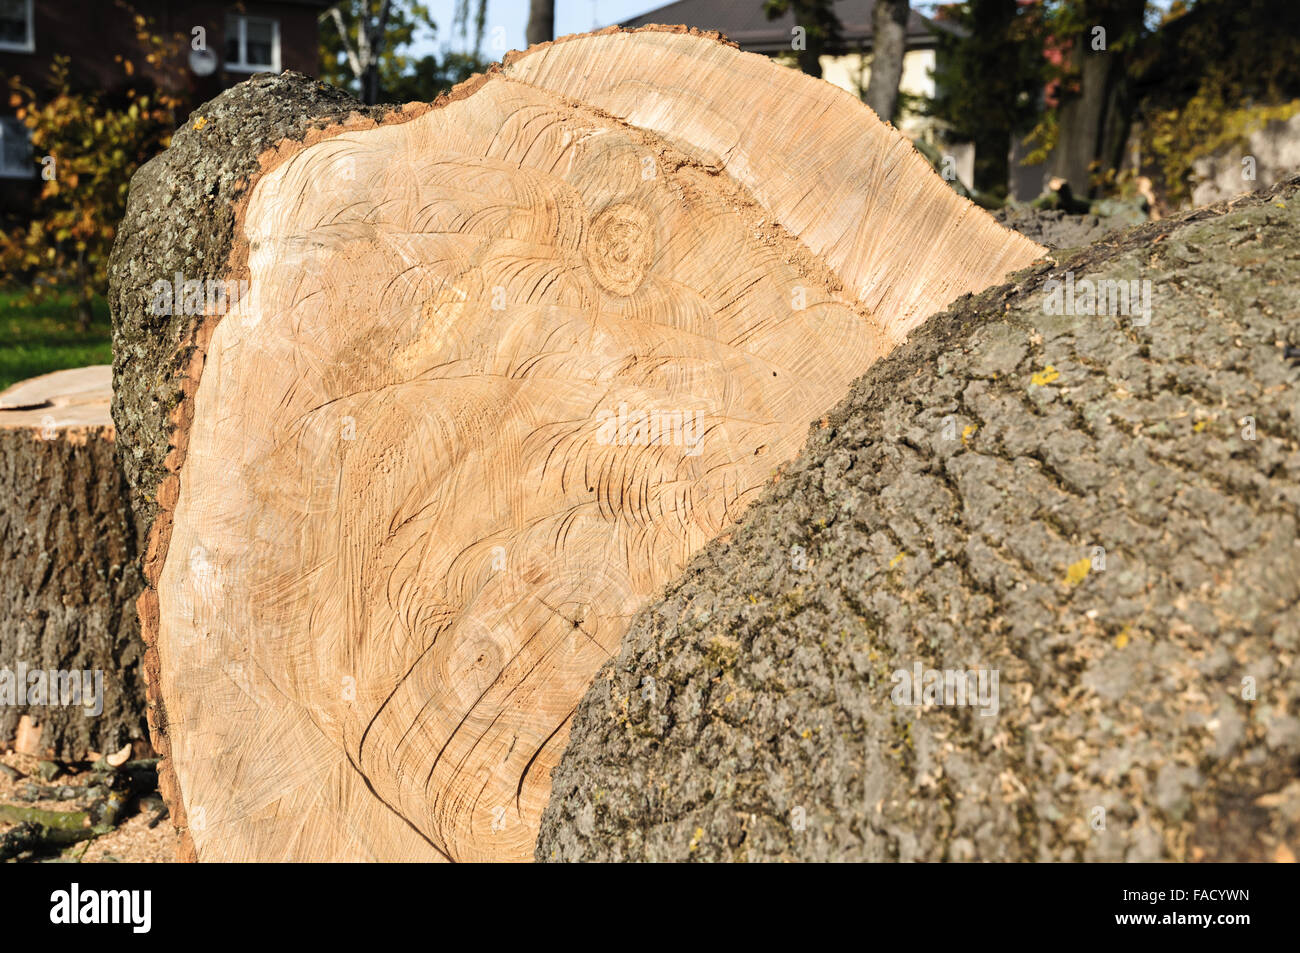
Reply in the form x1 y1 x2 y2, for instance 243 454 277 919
538 178 1300 863
110 27 1043 862
0 366 147 760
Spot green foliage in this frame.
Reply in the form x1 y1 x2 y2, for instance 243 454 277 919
1133 0 1300 204
763 0 843 46
0 12 186 330
319 0 489 102
383 50 490 102
1020 0 1151 180
0 289 112 390
927 0 1049 195
764 0 842 74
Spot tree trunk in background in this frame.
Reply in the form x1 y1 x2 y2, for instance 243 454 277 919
765 0 841 80
865 0 910 122
969 0 1019 195
526 0 554 46
539 177 1300 863
797 40 825 79
1049 0 1146 196
0 366 147 760
109 33 1041 863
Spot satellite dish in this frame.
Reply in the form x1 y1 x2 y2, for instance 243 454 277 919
190 48 218 77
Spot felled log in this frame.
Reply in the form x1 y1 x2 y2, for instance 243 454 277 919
539 177 1300 863
0 756 159 860
0 366 147 760
110 27 1043 862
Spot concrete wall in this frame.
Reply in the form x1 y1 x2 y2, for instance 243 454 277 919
1191 109 1300 207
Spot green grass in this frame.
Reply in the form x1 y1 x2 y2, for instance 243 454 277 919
0 289 112 391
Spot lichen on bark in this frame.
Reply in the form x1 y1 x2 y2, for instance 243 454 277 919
538 176 1300 862
109 71 381 533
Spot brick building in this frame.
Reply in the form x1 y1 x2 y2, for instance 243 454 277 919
1 0 327 210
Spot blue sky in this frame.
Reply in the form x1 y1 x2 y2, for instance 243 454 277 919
411 1 665 59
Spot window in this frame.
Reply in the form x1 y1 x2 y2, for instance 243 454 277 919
224 15 280 72
0 0 34 53
0 117 33 179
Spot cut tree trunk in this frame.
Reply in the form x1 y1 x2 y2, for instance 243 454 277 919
538 177 1300 863
109 26 1043 862
0 366 147 760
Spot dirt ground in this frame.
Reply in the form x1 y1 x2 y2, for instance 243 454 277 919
0 750 179 862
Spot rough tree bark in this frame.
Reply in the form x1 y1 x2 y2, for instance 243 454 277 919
109 27 1041 862
0 367 147 760
537 177 1300 863
864 0 910 123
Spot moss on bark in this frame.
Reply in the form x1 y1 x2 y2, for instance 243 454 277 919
109 72 378 533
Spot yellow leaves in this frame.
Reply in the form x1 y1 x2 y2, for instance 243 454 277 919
122 59 135 77
4 38 178 302
961 424 977 445
1193 419 1208 432
193 116 208 131
1064 558 1091 586
1031 365 1060 387
889 553 906 569
1114 628 1131 650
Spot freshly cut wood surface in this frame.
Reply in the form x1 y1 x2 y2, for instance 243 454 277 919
121 27 1045 863
0 365 113 432
503 27 1044 338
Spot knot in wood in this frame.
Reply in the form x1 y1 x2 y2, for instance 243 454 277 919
585 202 653 295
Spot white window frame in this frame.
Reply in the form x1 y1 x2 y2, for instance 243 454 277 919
224 14 280 73
0 0 35 53
0 116 34 179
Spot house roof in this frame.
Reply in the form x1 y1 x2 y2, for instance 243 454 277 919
620 0 958 54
